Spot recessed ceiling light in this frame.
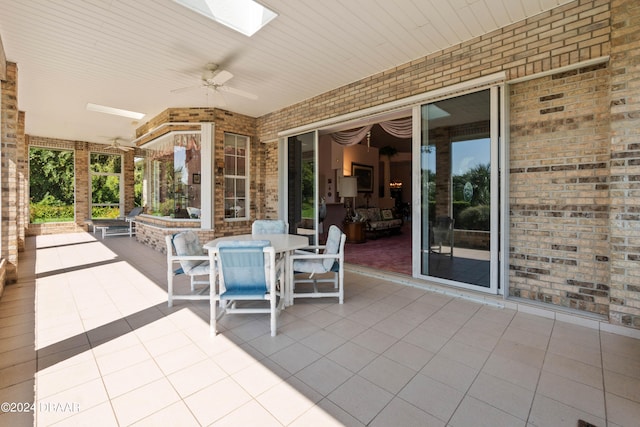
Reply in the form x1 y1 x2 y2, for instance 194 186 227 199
86 103 146 120
173 0 277 37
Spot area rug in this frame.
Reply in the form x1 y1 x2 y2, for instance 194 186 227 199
344 224 412 275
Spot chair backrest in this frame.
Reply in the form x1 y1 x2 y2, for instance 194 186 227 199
434 216 454 230
252 219 288 235
323 225 345 270
126 206 143 218
216 240 271 296
171 231 204 273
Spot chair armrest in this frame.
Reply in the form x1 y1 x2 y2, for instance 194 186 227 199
294 244 326 255
168 255 209 263
290 252 340 261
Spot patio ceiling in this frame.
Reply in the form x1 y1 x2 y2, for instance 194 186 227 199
0 0 573 146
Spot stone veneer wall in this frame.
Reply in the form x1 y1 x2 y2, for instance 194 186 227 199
255 0 640 328
134 219 216 254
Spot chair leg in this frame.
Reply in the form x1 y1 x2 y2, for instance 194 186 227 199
270 294 277 337
210 297 217 336
168 272 174 308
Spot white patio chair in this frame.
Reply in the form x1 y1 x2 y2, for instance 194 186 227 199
209 240 283 337
251 219 289 235
289 224 346 304
431 216 454 257
165 231 210 307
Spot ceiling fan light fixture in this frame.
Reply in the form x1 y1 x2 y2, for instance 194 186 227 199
86 103 146 120
174 0 277 37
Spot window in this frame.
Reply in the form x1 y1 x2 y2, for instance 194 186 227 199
29 147 75 223
146 132 202 218
90 153 122 218
224 133 249 219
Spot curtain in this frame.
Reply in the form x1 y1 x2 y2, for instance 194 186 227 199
330 117 412 146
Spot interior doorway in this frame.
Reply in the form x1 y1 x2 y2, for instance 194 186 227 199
316 114 414 276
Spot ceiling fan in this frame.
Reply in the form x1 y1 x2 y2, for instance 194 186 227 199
171 63 258 104
105 137 134 152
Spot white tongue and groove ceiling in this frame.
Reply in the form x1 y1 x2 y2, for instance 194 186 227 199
0 0 573 145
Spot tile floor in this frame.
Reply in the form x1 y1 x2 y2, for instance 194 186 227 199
0 232 639 426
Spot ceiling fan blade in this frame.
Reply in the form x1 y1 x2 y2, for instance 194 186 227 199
218 85 258 100
210 89 227 107
170 84 202 94
211 69 233 85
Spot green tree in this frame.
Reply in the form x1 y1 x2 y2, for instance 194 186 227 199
29 148 75 204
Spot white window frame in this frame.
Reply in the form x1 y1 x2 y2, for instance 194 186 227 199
89 151 124 218
224 132 250 221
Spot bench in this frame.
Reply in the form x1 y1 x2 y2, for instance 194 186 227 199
86 207 142 239
93 221 135 239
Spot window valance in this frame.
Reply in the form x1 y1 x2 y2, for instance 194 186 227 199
330 117 412 146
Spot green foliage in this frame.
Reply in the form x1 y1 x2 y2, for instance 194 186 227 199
29 148 75 223
91 207 120 219
29 148 75 205
134 158 144 206
91 175 120 204
30 198 73 223
456 205 490 230
452 163 490 206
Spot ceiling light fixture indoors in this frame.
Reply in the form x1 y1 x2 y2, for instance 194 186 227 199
173 0 277 37
86 103 146 120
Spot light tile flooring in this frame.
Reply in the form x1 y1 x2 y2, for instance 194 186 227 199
1 232 639 426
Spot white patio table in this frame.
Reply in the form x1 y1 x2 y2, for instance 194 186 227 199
203 233 310 306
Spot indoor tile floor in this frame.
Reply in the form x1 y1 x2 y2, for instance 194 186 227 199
0 232 639 426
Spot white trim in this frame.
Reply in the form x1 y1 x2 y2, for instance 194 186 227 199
500 85 510 297
278 72 506 138
411 105 422 279
507 56 609 84
223 132 251 221
132 122 204 147
201 123 213 229
88 151 124 218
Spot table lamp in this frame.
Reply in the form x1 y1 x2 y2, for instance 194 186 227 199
340 176 358 222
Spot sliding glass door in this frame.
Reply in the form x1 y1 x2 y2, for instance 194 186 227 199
416 88 501 293
286 131 319 244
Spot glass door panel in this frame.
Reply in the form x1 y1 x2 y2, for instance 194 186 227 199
287 131 318 244
419 89 497 291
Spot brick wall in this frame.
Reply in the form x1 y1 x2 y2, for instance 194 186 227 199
509 63 611 315
257 0 613 223
8 0 639 328
1 62 19 282
135 220 216 254
26 136 140 234
133 107 261 237
608 0 640 327
253 0 640 327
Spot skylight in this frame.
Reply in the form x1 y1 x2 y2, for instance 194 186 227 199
173 0 277 37
86 103 146 120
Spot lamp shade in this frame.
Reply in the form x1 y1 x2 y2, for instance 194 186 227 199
340 176 358 198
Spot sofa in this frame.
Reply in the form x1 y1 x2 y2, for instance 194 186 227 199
355 207 403 238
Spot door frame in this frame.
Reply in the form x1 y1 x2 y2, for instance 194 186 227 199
278 73 508 294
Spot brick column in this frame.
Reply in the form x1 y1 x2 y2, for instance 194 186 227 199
608 0 640 327
17 111 26 251
1 62 19 281
75 141 90 228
